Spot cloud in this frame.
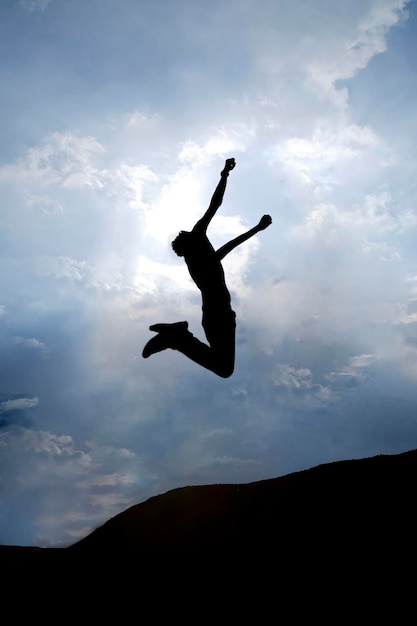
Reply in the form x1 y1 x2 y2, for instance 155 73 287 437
141 127 253 244
0 396 39 414
273 364 315 389
34 256 89 281
19 0 53 11
1 0 417 548
25 194 64 215
327 354 376 389
110 164 158 211
271 364 331 407
0 133 106 189
348 353 376 368
0 427 155 545
272 123 381 191
9 336 46 349
306 0 410 107
293 192 417 245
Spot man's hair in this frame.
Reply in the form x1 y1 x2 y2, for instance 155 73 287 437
171 231 191 257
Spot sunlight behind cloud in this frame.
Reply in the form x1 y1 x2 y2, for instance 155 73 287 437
134 256 192 294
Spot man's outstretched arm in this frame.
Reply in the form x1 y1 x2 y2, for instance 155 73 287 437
216 214 272 261
192 158 236 233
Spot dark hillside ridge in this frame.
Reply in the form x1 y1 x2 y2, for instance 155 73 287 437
2 449 416 615
68 448 417 559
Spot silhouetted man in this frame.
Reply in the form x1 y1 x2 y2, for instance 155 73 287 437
142 158 272 377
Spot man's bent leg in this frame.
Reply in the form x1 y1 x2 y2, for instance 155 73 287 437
200 308 236 378
175 333 234 378
142 318 235 378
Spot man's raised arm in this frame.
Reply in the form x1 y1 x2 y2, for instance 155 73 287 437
192 158 236 233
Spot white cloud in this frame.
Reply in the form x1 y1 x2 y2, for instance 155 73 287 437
361 240 401 263
271 364 332 407
19 0 52 11
125 111 159 128
9 336 47 350
405 277 417 298
0 397 39 413
34 254 134 291
356 192 417 233
279 124 379 163
272 123 382 192
25 430 75 456
0 427 154 545
306 0 409 107
141 129 252 245
35 255 89 281
294 190 417 243
273 364 314 389
111 164 157 210
326 354 377 392
25 194 64 215
134 255 192 294
0 132 106 189
178 127 250 167
349 353 376 368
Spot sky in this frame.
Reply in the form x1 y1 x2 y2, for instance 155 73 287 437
1 0 417 547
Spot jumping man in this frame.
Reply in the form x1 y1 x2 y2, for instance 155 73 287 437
142 158 272 377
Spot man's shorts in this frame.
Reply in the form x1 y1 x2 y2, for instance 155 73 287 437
202 306 236 348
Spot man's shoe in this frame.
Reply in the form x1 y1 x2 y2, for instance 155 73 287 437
149 321 188 333
143 321 190 358
142 334 173 358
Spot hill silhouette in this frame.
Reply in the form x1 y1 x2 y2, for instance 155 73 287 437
2 449 416 618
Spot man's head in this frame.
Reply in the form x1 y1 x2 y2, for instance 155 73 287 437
171 231 191 257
